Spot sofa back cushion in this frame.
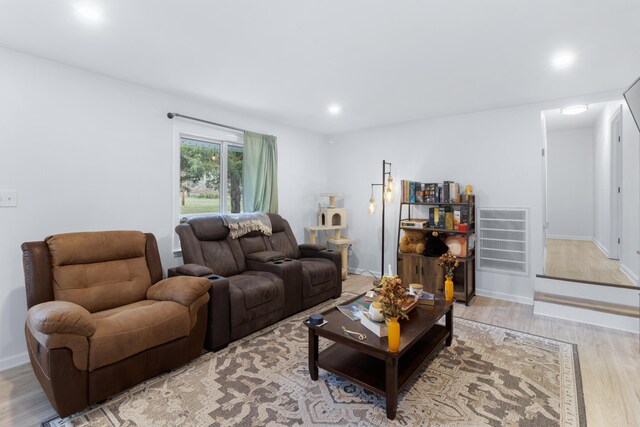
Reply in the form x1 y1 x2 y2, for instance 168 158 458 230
177 215 246 276
267 214 301 259
46 231 151 313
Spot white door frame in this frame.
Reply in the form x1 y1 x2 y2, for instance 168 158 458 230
609 107 623 259
541 112 549 273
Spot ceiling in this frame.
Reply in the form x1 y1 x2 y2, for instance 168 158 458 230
544 102 610 132
1 0 639 135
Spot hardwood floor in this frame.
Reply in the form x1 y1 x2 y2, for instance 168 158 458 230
1 274 638 426
545 238 636 286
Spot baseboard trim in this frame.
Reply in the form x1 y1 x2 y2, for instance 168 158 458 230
620 263 640 286
592 238 610 258
534 301 639 334
476 289 534 306
0 352 29 372
547 235 594 241
348 268 382 279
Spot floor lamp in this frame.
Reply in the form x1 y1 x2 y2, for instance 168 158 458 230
369 160 394 277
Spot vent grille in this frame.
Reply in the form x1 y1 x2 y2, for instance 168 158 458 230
477 208 528 275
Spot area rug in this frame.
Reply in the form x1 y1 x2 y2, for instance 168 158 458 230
44 293 586 427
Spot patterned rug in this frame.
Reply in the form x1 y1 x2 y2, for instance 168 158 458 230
44 293 586 426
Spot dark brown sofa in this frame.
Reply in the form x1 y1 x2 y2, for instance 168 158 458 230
22 231 211 418
171 213 341 351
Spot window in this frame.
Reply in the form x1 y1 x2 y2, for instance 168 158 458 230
179 137 243 218
173 122 244 252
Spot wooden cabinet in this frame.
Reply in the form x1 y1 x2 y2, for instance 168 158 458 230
396 196 476 305
398 253 444 294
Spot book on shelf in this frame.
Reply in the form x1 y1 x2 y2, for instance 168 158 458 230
454 209 461 227
442 181 451 203
445 206 454 230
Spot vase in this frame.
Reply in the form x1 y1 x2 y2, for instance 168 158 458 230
388 316 400 352
445 276 454 301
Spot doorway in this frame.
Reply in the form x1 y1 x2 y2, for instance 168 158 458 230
540 100 639 286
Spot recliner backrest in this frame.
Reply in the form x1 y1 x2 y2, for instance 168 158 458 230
45 231 152 313
177 215 247 276
267 214 301 259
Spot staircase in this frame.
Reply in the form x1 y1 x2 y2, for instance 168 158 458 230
534 276 640 333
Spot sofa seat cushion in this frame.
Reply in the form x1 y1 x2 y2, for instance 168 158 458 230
89 300 190 371
301 258 336 291
229 272 282 310
228 272 284 329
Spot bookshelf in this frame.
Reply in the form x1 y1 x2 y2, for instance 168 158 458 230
396 186 476 305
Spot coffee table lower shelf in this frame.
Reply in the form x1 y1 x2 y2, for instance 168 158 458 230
314 324 449 418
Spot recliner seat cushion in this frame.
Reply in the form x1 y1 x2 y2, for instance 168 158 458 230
228 272 281 310
89 300 190 371
301 258 337 298
227 272 284 329
46 231 151 313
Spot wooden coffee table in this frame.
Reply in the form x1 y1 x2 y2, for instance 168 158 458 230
306 294 454 420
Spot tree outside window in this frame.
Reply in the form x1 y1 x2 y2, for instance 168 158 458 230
180 137 242 217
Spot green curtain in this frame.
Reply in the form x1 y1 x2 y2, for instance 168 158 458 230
243 131 278 213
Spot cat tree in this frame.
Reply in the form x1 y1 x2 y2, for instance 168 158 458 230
305 193 353 280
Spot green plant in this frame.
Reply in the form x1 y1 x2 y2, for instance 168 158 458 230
438 252 459 278
378 275 408 320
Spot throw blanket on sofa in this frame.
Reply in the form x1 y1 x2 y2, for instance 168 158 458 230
221 212 272 239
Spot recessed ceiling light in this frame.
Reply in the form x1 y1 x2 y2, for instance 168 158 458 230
551 51 576 70
560 105 589 115
327 104 341 115
74 2 104 24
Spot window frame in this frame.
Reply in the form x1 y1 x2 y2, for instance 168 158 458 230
172 121 244 254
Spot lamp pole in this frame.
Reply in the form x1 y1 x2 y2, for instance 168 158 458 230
370 160 392 277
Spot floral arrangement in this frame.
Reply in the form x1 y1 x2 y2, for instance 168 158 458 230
377 275 409 320
438 252 459 278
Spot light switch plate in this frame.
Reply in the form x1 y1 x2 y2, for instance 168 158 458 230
0 190 18 207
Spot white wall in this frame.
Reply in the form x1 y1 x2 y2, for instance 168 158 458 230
593 101 621 255
326 104 545 305
0 47 327 369
620 104 640 284
592 99 640 275
546 128 594 239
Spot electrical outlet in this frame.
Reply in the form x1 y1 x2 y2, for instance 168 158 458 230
0 190 17 207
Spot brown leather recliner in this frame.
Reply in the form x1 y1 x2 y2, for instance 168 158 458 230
266 214 342 309
22 231 211 418
171 216 286 351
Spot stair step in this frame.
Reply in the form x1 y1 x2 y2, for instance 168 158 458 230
534 291 639 318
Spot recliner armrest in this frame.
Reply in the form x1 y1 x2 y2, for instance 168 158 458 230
299 248 342 298
299 243 327 252
27 301 95 337
147 276 211 307
175 263 214 277
246 250 285 263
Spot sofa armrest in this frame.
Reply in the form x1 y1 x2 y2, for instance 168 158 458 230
147 276 211 307
203 275 231 351
299 248 342 298
246 250 285 263
246 258 303 317
175 263 214 277
299 243 327 252
27 301 95 337
168 267 231 351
